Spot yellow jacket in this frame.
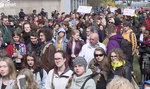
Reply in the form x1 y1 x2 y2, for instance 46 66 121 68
122 29 137 55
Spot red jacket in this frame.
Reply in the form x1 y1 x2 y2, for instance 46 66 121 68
145 19 150 30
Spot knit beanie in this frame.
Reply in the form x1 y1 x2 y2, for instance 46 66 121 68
73 56 87 69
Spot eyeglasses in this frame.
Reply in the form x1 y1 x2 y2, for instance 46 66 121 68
94 54 104 57
111 56 117 58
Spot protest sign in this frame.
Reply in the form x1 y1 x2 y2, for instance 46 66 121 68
77 6 92 13
123 9 135 16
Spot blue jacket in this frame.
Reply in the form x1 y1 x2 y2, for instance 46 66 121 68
107 34 124 54
36 69 47 89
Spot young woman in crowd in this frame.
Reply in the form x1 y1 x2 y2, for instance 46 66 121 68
0 57 17 89
21 22 32 45
24 53 47 89
6 31 26 70
108 48 131 81
39 29 56 72
45 50 73 89
13 68 39 89
54 28 68 52
88 47 110 89
66 56 96 89
66 29 84 68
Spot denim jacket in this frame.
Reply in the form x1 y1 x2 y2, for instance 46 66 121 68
36 69 48 89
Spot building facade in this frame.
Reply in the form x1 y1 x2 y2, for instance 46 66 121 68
0 0 87 18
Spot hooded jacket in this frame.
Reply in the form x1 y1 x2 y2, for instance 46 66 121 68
69 69 96 89
107 34 124 54
54 28 68 52
45 67 73 89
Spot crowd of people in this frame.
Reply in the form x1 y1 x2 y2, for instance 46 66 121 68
0 6 150 89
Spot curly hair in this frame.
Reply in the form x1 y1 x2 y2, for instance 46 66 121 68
108 48 127 64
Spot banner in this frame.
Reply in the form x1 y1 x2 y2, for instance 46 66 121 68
123 9 135 16
77 6 92 13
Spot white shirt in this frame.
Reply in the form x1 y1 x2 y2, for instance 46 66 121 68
79 42 106 65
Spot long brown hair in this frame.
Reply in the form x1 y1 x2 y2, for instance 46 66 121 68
13 68 39 89
0 57 17 80
108 48 127 64
24 53 42 73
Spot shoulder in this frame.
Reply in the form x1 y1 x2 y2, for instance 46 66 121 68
85 78 96 89
47 69 54 76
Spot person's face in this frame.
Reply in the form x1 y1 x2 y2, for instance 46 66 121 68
2 18 9 25
99 25 103 30
0 61 9 77
39 33 46 42
58 32 65 38
74 64 85 76
89 35 98 46
54 25 59 30
110 52 119 62
13 35 20 43
140 26 146 33
143 30 149 38
86 28 92 36
94 50 104 62
27 56 35 67
30 36 38 44
73 33 80 40
54 53 66 68
24 24 31 33
123 25 129 32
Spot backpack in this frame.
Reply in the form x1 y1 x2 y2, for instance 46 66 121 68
81 73 106 89
115 32 133 61
39 69 43 80
142 53 150 74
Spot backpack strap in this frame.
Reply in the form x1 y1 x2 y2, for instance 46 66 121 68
80 76 92 89
40 69 43 81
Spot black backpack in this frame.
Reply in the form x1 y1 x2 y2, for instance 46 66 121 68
81 73 106 89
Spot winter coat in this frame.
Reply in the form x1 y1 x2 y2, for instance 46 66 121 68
26 42 42 56
107 34 123 54
66 40 84 66
40 41 56 72
110 62 132 82
0 25 13 46
69 69 96 89
88 57 110 83
54 28 68 52
45 67 73 89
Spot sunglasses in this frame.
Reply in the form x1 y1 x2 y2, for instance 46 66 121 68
94 54 104 57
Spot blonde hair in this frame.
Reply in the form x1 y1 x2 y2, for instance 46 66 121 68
0 57 16 80
13 68 39 89
106 76 134 89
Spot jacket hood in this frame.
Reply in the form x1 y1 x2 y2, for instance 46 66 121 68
73 69 92 85
109 34 124 41
57 28 66 34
